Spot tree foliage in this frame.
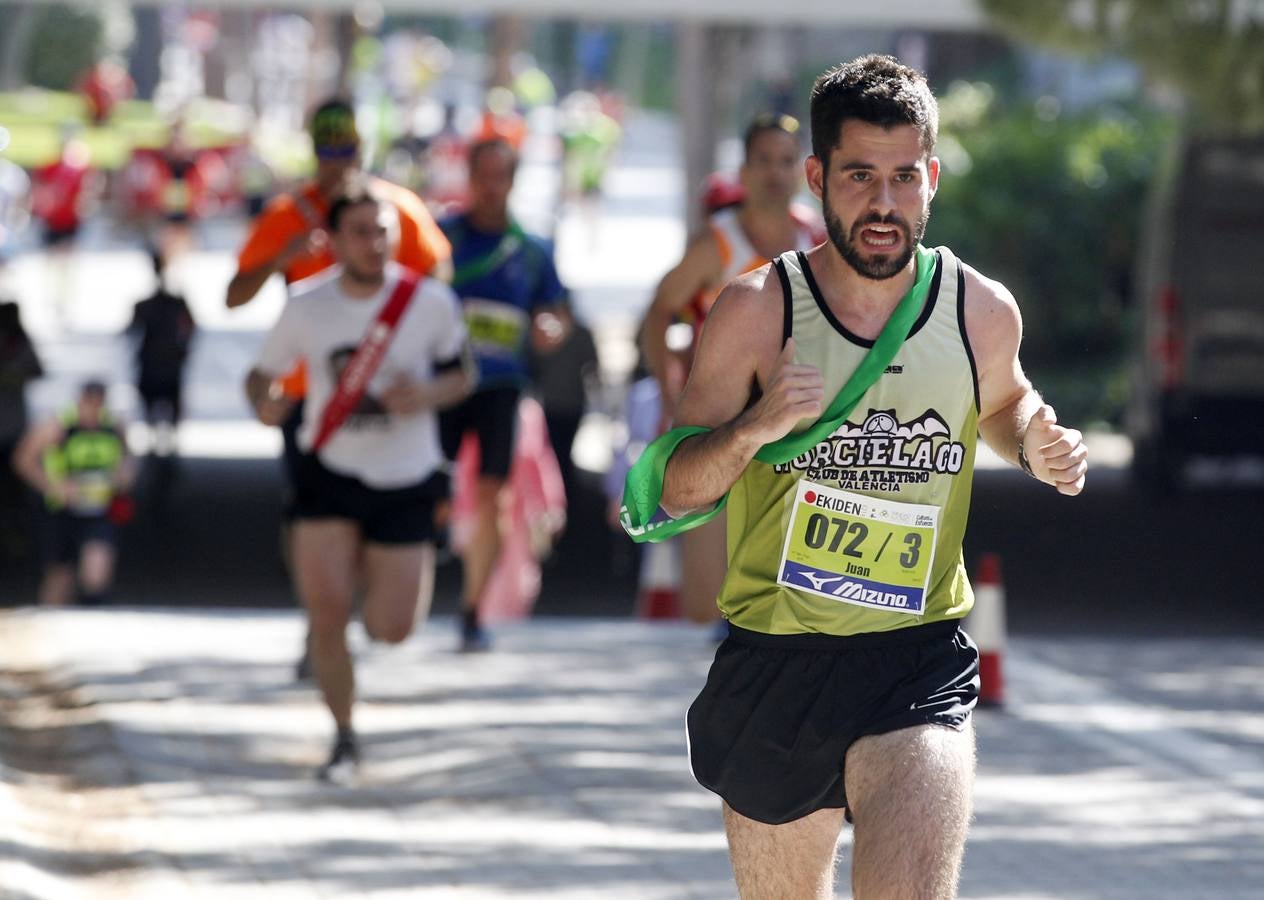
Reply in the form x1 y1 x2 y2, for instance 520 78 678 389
925 83 1175 423
23 3 103 92
981 0 1264 133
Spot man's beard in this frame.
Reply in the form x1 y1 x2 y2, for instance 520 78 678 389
822 182 928 281
343 259 386 287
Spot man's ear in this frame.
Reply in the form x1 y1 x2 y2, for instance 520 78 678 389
927 156 940 200
805 155 824 200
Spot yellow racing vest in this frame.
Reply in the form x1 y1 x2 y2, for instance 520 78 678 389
720 246 979 635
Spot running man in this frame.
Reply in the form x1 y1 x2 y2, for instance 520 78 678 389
14 380 136 606
639 113 823 624
227 98 450 311
639 56 1087 897
245 182 472 782
127 247 195 457
226 97 450 679
438 138 568 652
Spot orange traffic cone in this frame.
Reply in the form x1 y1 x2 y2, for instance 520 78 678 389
637 539 681 619
967 553 1006 707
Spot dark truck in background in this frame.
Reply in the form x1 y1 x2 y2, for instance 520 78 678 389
1128 135 1264 491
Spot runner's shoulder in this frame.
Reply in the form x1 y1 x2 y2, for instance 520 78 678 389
286 266 341 303
369 177 427 221
414 269 461 307
701 262 782 346
959 261 1021 348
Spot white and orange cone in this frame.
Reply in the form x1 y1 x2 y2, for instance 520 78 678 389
967 552 1007 707
637 538 682 620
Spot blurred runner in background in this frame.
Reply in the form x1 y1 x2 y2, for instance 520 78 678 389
0 155 31 258
120 118 227 259
439 138 568 652
527 303 598 494
559 90 621 248
225 97 450 680
14 381 135 606
476 86 527 151
31 127 100 327
0 296 43 564
420 102 471 216
127 247 195 458
244 183 471 783
638 113 822 624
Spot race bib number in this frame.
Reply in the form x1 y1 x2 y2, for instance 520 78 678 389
463 299 528 358
777 480 938 615
68 471 112 516
162 180 191 214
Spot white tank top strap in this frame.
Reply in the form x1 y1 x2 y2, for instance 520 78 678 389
710 207 760 281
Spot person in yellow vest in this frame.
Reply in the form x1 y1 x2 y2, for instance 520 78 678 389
661 56 1087 898
14 381 136 606
639 114 823 625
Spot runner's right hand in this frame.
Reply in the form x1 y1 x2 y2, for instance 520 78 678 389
738 338 824 445
254 384 295 427
277 228 327 269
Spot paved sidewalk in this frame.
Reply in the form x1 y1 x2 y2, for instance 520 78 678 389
2 609 1262 899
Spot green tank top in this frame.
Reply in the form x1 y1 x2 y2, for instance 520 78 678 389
719 246 979 635
43 409 124 514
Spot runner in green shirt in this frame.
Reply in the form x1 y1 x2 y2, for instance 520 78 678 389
658 55 1088 899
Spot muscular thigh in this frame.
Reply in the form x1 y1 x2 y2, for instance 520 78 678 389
846 722 975 827
844 723 976 898
361 542 432 641
724 803 845 900
293 519 360 623
78 540 115 584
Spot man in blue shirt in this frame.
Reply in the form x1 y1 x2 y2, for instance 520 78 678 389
439 138 568 651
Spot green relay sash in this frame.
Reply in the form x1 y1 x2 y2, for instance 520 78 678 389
620 246 936 543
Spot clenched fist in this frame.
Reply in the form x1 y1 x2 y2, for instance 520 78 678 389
1022 404 1088 496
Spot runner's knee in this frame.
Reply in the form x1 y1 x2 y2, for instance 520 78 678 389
307 599 353 639
364 614 412 644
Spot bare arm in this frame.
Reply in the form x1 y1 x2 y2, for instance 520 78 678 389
660 270 824 518
226 231 313 309
378 365 474 416
112 426 137 493
244 368 295 427
226 262 281 310
966 267 1088 496
639 230 724 407
13 420 61 497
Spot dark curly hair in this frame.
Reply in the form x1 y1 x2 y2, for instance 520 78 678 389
810 55 938 166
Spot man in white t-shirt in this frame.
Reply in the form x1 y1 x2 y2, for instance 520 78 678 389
245 182 473 782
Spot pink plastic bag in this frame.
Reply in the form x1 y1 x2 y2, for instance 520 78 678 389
451 396 567 622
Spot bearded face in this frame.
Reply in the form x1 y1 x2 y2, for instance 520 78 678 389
814 121 936 281
822 178 928 281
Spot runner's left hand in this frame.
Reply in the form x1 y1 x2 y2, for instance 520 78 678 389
1023 404 1088 496
379 374 431 415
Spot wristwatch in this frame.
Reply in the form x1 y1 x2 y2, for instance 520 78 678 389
1017 441 1036 478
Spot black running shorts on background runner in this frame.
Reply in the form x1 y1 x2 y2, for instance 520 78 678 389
687 620 979 826
438 385 520 479
46 512 115 564
292 454 446 545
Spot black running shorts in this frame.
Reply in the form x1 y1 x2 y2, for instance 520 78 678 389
686 620 979 826
292 454 446 545
46 512 115 564
438 385 520 479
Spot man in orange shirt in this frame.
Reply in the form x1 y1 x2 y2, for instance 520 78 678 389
226 98 451 678
228 98 450 309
